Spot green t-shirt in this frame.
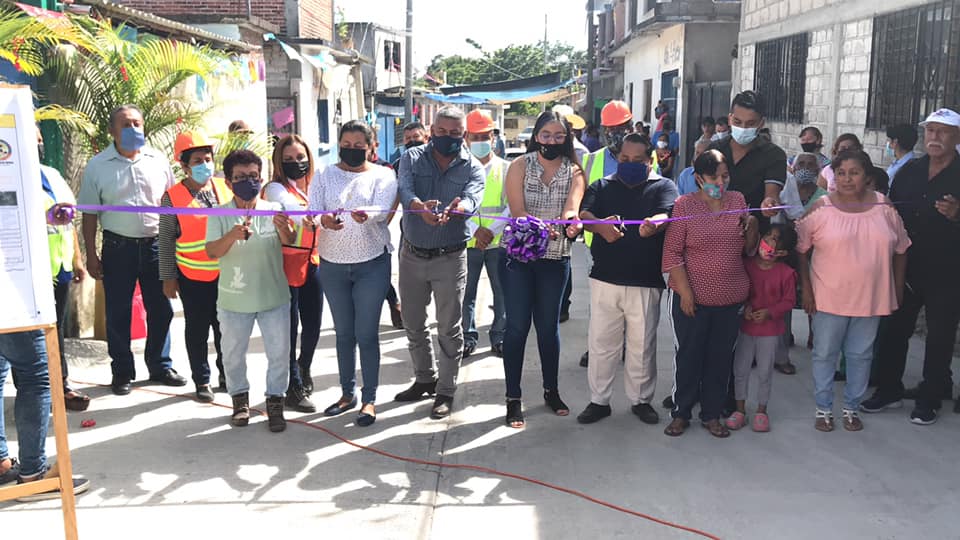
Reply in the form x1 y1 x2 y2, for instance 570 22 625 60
206 199 290 313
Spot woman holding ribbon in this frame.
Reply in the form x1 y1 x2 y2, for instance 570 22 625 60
264 135 321 414
308 121 397 427
662 149 758 438
500 111 585 428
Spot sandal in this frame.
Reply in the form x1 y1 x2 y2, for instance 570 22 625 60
725 411 747 430
752 412 770 432
543 390 569 416
815 409 834 432
505 399 524 428
663 418 689 437
702 419 730 438
64 389 91 412
842 409 863 431
774 362 797 375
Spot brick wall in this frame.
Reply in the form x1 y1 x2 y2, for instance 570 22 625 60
115 0 331 38
299 0 333 40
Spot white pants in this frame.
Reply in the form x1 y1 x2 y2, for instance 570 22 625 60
587 279 661 406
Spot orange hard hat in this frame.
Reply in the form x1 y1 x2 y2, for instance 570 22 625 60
174 130 214 160
600 100 633 127
466 109 496 133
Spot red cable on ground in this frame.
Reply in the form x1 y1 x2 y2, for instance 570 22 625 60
75 381 721 539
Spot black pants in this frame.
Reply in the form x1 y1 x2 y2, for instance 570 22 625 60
178 272 223 386
875 283 960 409
53 279 70 384
289 262 324 388
670 294 741 421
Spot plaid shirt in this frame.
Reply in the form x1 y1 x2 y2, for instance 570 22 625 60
520 153 573 260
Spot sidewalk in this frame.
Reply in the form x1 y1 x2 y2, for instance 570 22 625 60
3 242 959 539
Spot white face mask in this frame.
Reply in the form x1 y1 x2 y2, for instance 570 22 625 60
656 140 669 149
730 125 758 145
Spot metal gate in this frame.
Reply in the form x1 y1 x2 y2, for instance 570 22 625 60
682 81 732 166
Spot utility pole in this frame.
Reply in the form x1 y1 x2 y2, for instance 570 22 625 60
404 0 414 122
543 13 548 112
585 0 595 121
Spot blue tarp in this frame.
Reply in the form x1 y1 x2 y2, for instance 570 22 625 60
425 79 574 105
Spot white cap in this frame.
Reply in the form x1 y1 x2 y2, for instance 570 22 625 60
919 108 960 128
551 104 574 117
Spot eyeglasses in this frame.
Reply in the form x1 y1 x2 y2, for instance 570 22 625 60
233 175 260 183
537 133 568 144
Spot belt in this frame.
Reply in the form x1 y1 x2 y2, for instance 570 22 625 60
404 240 467 259
103 230 158 244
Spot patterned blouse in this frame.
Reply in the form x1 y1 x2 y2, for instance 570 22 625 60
520 152 574 260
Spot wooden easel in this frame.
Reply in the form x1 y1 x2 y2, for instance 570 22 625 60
0 324 79 540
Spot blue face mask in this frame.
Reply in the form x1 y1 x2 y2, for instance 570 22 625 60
119 126 146 152
231 177 261 202
701 182 724 199
885 142 895 157
730 125 758 146
617 161 649 186
794 168 819 185
190 162 215 185
470 141 491 159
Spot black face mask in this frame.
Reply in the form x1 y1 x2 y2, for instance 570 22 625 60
339 147 368 167
282 160 310 180
405 140 425 150
432 135 463 157
800 142 820 153
539 144 564 161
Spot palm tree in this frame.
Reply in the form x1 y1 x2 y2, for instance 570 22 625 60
43 16 235 156
0 6 91 76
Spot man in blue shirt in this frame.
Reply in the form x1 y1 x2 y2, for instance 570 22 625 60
675 140 710 196
394 106 486 420
884 123 919 188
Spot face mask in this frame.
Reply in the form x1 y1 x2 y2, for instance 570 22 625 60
432 135 463 156
730 125 758 146
656 140 668 149
469 141 492 159
539 143 564 161
405 140 425 150
794 168 819 185
119 126 146 152
758 238 777 260
282 160 310 180
339 147 368 168
190 162 214 185
885 142 895 157
617 161 649 186
801 142 819 153
701 181 724 199
231 177 261 202
606 130 627 153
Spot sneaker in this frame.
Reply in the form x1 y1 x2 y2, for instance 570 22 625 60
231 392 250 427
0 458 20 486
395 380 437 402
814 409 834 432
266 396 286 432
860 393 903 413
16 468 90 503
842 409 863 431
196 384 215 403
909 407 938 425
576 402 611 424
630 403 660 425
284 386 317 413
463 341 477 358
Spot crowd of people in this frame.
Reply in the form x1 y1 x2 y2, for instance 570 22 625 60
2 90 959 498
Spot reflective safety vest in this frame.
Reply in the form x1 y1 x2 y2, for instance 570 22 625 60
280 182 321 266
44 192 74 279
168 177 233 282
581 148 659 247
467 158 508 249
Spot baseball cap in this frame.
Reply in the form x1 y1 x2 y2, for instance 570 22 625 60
919 108 960 128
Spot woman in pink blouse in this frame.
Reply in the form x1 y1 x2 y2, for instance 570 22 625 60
797 150 910 433
661 150 759 438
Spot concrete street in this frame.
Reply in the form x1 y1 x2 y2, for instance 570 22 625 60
4 242 959 540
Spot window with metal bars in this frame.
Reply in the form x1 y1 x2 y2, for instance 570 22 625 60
753 34 808 123
867 1 960 129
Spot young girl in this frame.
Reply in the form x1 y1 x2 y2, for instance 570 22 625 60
655 133 675 178
727 224 798 432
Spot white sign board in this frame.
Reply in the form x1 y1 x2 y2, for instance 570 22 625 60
0 86 56 329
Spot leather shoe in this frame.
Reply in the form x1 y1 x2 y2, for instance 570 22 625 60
431 395 454 419
576 402 611 424
149 369 187 387
324 396 358 417
631 403 660 425
662 395 674 409
395 380 437 402
463 342 477 358
111 378 132 396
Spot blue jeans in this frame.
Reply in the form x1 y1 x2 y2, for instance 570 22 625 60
289 262 324 389
462 247 507 347
811 312 881 411
319 251 390 404
101 231 173 381
0 331 51 477
500 256 570 399
219 302 291 397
